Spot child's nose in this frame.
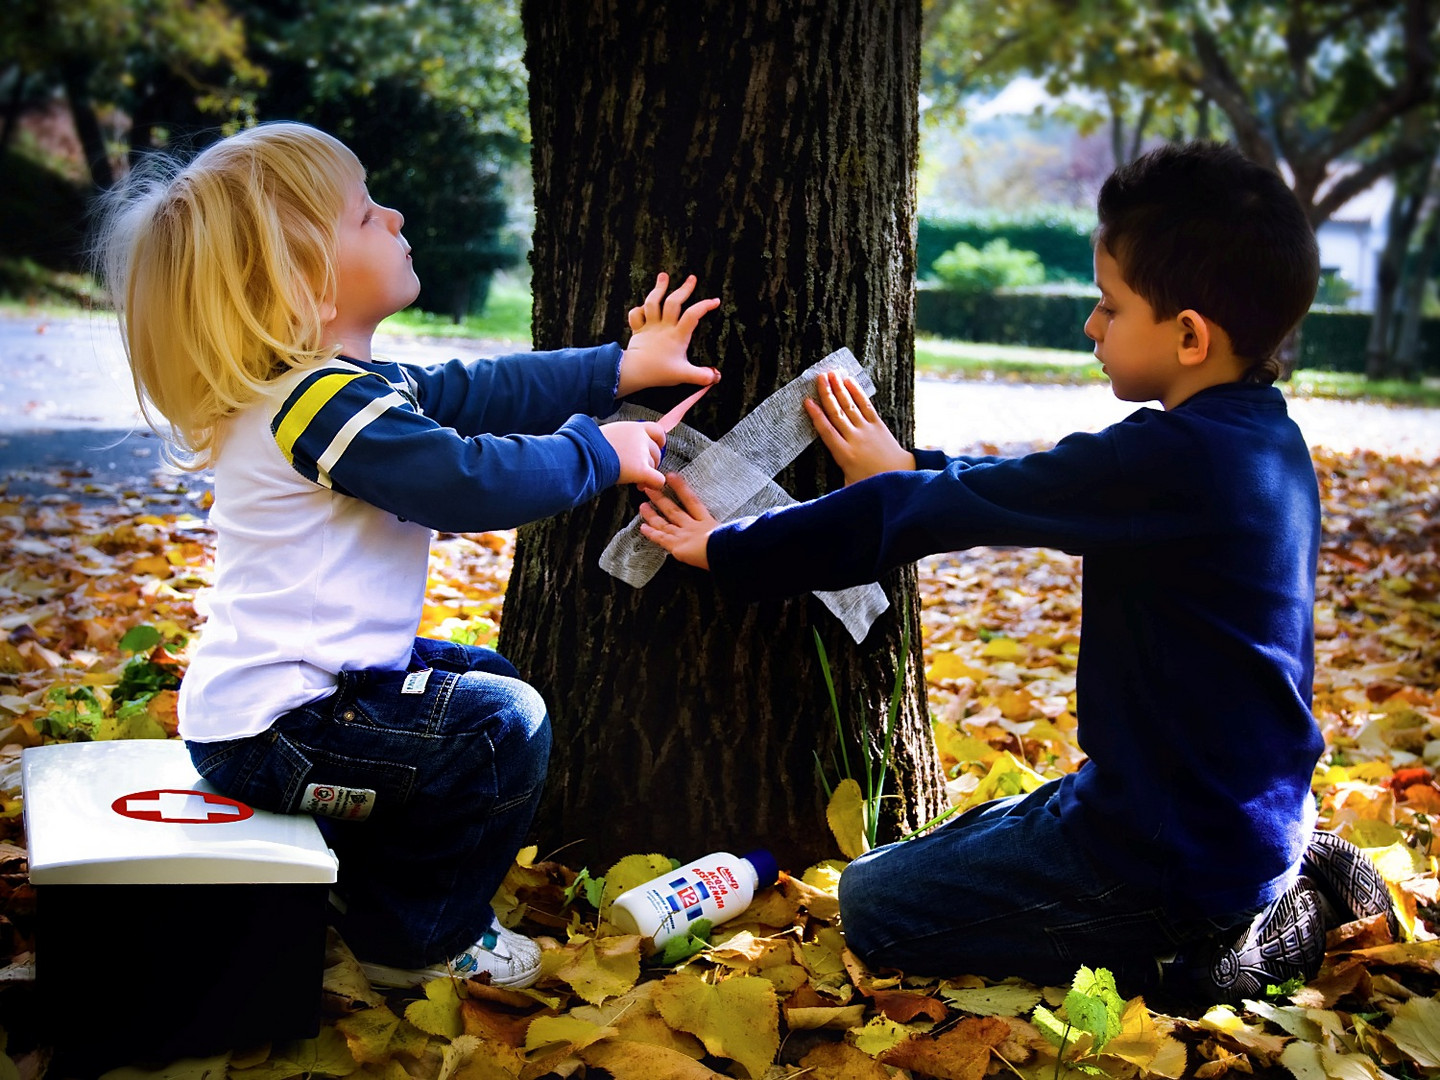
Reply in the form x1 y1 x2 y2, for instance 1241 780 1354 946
386 206 404 232
1083 309 1103 342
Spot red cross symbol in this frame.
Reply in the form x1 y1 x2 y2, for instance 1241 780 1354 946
111 789 255 824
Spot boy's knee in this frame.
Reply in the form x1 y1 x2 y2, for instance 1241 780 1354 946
837 853 888 960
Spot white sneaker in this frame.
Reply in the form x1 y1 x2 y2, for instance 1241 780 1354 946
361 922 542 989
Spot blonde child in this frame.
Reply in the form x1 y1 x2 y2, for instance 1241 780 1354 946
96 121 719 988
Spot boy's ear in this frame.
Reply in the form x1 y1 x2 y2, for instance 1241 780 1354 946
1174 309 1211 368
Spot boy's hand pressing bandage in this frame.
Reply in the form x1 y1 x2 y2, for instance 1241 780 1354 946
617 272 722 397
639 475 717 570
805 371 916 485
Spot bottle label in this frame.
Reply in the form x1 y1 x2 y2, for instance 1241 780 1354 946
667 874 713 922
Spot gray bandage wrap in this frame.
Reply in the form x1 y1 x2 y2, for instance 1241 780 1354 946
599 348 890 643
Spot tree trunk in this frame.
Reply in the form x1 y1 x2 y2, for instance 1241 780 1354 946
61 58 114 190
0 67 25 155
1365 158 1428 379
504 0 944 872
1394 162 1440 382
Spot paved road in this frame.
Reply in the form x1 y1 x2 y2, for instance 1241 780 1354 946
1 315 1434 495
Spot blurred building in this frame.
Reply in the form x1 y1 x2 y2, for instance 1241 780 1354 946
1314 175 1394 312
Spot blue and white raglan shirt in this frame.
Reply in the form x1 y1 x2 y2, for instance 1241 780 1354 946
179 345 623 743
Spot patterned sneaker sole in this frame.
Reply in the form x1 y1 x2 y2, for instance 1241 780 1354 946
1204 879 1325 1005
1303 830 1401 941
358 959 539 990
359 960 451 989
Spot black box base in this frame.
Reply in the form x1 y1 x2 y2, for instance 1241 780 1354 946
37 881 328 1070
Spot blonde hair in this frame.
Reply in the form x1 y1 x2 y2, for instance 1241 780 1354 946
94 122 364 467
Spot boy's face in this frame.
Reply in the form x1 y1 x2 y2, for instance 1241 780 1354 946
1084 245 1184 407
330 181 421 333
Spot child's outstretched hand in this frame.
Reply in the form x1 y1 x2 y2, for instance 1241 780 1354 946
804 371 916 485
638 474 717 570
602 420 668 488
617 273 722 398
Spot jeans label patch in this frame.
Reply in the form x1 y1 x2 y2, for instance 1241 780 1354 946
401 669 432 695
301 783 376 821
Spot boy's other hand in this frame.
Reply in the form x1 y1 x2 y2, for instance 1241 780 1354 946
617 272 722 397
602 420 667 488
638 474 716 570
805 371 916 485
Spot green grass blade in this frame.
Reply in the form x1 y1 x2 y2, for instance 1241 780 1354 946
814 629 852 783
870 617 910 847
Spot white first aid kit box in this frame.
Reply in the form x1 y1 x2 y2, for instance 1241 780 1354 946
23 739 339 1066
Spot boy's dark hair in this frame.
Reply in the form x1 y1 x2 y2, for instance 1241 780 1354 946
1096 141 1319 382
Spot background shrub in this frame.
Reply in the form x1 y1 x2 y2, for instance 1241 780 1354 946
932 239 1046 293
918 208 1094 283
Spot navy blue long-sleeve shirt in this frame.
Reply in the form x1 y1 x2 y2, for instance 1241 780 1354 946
275 344 623 532
709 382 1323 915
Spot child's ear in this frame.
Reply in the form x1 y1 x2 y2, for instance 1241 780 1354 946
1175 309 1211 368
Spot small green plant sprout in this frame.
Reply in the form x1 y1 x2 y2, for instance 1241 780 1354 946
1032 965 1125 1078
562 867 606 910
814 612 911 854
36 685 105 741
38 625 182 743
113 624 182 704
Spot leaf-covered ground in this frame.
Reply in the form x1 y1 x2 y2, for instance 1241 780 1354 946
0 443 1437 1079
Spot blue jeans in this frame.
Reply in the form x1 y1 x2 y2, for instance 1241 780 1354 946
187 638 550 968
838 780 1257 994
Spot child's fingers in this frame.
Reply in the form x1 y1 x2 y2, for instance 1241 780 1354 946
628 304 645 333
662 274 698 321
805 397 849 460
845 377 881 423
643 272 669 323
641 488 686 524
666 473 714 521
817 371 852 427
830 373 869 419
677 296 721 336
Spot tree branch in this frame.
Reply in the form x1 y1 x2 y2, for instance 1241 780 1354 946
1184 22 1276 170
1312 138 1437 224
1311 0 1437 163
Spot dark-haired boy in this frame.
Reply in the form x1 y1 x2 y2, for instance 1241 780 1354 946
639 142 1397 1001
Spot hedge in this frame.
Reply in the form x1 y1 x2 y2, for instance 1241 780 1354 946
918 209 1095 283
915 286 1440 374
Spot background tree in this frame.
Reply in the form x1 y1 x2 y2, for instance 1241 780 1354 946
924 0 1440 377
502 0 947 871
238 0 531 319
0 0 261 189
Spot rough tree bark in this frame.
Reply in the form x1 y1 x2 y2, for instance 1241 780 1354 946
502 0 945 871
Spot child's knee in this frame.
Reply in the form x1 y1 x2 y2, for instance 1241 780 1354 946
837 853 888 956
495 683 551 775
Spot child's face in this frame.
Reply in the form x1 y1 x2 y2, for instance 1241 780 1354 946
330 181 421 333
1083 245 1184 407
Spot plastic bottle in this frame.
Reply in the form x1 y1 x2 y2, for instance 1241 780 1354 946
609 849 780 951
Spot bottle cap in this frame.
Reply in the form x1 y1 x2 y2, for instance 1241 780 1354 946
743 849 779 889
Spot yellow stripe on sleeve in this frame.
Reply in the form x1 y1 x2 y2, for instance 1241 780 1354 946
273 372 366 465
